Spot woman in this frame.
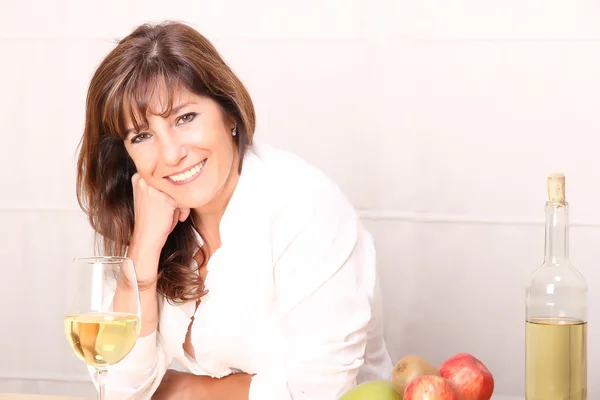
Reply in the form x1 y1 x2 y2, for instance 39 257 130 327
76 21 393 400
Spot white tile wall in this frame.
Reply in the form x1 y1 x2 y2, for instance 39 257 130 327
217 38 378 209
2 0 600 397
389 0 600 41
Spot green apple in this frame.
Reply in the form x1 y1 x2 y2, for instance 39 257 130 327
339 380 402 400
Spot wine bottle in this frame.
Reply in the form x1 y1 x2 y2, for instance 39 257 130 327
525 173 588 399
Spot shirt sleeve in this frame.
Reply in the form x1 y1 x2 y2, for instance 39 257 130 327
249 181 376 400
87 328 171 399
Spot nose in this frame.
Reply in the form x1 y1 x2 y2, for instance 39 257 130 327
159 131 187 166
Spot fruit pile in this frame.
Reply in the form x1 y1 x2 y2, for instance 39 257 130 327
339 353 494 400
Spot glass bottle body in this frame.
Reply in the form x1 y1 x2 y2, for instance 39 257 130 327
525 202 587 400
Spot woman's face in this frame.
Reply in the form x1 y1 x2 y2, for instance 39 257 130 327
123 85 238 211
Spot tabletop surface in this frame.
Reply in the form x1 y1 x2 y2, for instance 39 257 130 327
0 395 93 400
0 394 522 400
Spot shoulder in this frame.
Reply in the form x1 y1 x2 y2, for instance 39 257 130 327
246 143 361 262
248 142 356 218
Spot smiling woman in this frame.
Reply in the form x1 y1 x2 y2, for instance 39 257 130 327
77 22 254 303
75 21 393 400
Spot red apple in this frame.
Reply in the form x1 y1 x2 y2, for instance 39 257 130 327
439 353 494 400
404 375 463 400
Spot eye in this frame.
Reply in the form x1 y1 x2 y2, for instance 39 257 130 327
176 112 198 126
131 133 151 144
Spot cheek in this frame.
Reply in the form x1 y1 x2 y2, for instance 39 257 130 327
128 151 155 177
217 141 235 171
205 145 234 189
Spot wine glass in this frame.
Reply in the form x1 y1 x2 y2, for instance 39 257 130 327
64 257 142 400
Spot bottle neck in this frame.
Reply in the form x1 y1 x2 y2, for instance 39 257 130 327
544 202 569 264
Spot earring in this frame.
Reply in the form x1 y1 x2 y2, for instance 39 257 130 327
232 126 237 136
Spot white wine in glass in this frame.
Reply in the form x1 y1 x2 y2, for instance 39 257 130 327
64 257 141 400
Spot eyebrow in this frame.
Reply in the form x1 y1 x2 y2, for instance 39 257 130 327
125 102 198 135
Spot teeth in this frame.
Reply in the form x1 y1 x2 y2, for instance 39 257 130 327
169 161 204 182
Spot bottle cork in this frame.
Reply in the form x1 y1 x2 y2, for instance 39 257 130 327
547 173 566 205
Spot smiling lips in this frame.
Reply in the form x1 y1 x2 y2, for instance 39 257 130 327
167 159 206 183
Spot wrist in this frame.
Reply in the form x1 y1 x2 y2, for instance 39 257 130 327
127 242 162 285
128 235 164 256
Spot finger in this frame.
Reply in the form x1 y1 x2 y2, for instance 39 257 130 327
170 209 180 232
178 207 191 222
137 176 147 189
131 173 140 186
163 195 178 210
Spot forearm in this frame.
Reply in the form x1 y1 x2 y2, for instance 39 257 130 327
189 373 252 400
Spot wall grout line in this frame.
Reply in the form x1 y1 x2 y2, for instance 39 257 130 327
1 207 599 227
356 209 600 227
3 35 600 43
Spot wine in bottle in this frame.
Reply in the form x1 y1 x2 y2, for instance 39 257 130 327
525 173 587 399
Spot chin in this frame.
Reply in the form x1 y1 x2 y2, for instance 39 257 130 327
181 193 216 210
167 183 214 208
176 199 209 211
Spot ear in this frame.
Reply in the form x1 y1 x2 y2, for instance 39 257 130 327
227 116 237 131
220 108 235 129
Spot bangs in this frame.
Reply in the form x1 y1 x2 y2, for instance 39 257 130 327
102 60 192 140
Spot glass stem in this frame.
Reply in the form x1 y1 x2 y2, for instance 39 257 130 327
95 368 107 400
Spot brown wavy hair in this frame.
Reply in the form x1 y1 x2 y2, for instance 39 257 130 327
76 21 256 303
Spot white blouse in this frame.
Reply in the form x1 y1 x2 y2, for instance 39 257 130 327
92 143 394 399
